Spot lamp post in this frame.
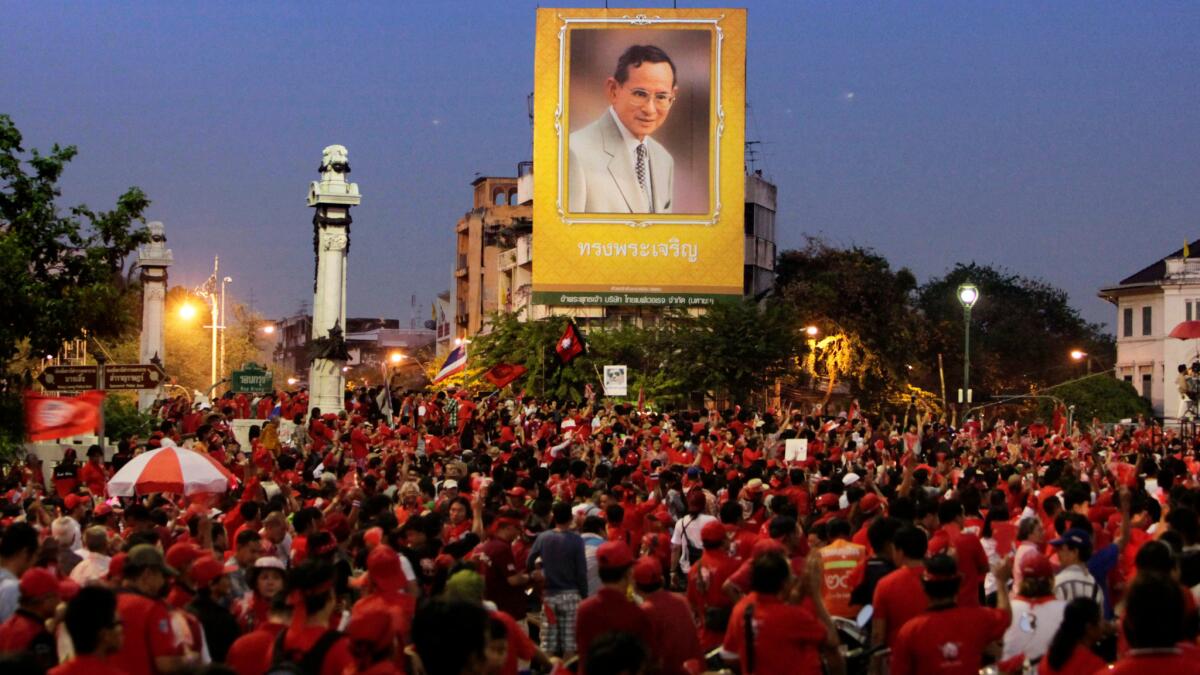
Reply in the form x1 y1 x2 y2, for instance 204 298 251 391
1070 349 1092 374
220 276 232 380
957 283 979 404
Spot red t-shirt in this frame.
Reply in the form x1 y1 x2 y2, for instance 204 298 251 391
226 623 284 675
48 654 127 675
640 589 704 675
352 591 416 646
1037 644 1107 675
1108 649 1200 674
113 591 181 675
268 625 354 675
889 605 1010 675
871 566 927 648
721 593 827 675
575 587 652 657
491 610 536 675
927 524 988 607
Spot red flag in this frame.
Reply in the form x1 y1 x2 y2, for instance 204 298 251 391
24 391 105 441
637 384 646 412
555 321 586 364
484 363 527 389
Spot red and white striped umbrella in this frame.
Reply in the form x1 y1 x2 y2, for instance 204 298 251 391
107 446 238 496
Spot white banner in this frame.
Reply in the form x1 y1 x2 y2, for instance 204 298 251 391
603 365 628 397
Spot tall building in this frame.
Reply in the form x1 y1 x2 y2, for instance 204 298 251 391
451 164 781 337
271 315 432 382
1100 240 1200 417
453 175 532 338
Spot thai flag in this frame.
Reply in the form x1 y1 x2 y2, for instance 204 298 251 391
433 344 468 383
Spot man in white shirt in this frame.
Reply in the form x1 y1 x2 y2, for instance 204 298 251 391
69 526 112 585
671 489 717 581
1051 528 1101 602
568 45 677 214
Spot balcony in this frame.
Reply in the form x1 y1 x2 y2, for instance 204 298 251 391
455 253 468 277
498 248 517 271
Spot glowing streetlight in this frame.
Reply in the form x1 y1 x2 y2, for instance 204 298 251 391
389 351 404 364
957 283 980 404
179 302 198 320
1069 349 1087 361
286 377 298 386
261 324 276 335
804 325 819 337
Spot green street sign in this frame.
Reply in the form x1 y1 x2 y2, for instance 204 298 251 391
230 363 273 394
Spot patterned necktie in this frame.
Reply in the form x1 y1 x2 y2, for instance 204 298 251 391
636 143 649 206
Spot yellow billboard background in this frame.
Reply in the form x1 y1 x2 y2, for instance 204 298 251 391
532 8 747 308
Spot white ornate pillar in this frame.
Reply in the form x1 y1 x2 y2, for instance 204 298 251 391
137 221 173 410
307 145 361 416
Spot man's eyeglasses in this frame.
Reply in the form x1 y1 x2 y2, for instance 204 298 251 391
625 87 676 110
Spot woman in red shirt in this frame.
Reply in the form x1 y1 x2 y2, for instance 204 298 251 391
1040 597 1107 675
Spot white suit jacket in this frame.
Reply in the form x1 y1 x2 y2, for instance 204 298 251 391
567 112 674 214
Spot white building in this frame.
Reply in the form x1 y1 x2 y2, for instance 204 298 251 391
1100 243 1200 418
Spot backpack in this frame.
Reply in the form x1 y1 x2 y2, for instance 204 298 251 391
265 628 342 675
682 515 704 567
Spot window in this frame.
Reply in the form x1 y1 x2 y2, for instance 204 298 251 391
1123 375 1133 384
1142 372 1153 399
1189 301 1194 322
1123 307 1133 337
1142 306 1152 336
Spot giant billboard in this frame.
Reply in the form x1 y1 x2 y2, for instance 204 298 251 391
532 8 747 308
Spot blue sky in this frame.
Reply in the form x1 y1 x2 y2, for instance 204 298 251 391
3 1 1198 329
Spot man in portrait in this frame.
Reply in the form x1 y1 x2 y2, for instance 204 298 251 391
568 45 678 214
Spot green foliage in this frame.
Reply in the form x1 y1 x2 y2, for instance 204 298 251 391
776 237 922 399
1040 375 1153 424
917 263 1115 397
0 114 150 365
472 301 797 406
102 393 154 443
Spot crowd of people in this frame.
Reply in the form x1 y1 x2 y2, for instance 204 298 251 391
1 384 1199 675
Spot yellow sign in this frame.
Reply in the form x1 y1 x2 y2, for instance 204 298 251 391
532 8 747 307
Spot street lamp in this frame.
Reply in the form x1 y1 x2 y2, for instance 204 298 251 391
286 377 298 387
261 324 276 335
804 325 819 337
179 302 197 321
389 351 404 365
220 276 232 379
1070 349 1092 374
957 283 979 404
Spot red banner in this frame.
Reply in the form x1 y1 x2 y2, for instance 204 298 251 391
25 391 105 441
484 364 527 389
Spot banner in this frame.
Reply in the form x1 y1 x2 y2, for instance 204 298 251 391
603 365 628 396
532 8 747 307
25 390 105 441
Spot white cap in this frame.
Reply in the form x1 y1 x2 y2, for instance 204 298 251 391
442 479 458 491
842 472 861 487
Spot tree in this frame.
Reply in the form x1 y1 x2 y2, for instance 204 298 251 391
675 301 799 404
0 114 150 367
1038 375 1152 424
0 115 149 456
917 263 1115 398
775 237 923 402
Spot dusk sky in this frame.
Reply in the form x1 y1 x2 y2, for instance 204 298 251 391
3 1 1198 330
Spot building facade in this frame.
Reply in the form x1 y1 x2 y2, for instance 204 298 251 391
1100 241 1200 418
272 315 433 383
450 165 781 338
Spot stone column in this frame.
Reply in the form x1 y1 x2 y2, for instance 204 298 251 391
306 145 361 416
137 221 173 410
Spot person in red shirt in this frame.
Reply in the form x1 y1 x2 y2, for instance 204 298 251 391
870 526 928 651
1040 597 1107 675
51 586 125 675
1108 574 1200 674
345 609 402 675
574 541 652 660
350 545 417 652
227 594 289 675
721 550 839 675
269 560 354 675
926 499 989 607
79 445 108 498
635 556 703 675
473 513 529 621
889 553 1012 675
112 544 189 675
687 519 740 651
817 518 868 619
0 567 62 669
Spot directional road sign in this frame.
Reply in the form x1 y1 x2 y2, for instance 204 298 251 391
103 364 167 391
36 366 98 392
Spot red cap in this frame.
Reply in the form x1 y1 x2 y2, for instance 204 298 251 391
190 555 227 588
19 568 60 598
815 493 838 510
166 542 205 571
506 487 527 498
751 539 787 559
859 493 882 514
633 556 663 587
700 520 727 545
361 545 406 593
363 527 384 550
107 552 127 581
94 502 114 517
57 578 80 601
1019 552 1054 580
64 494 84 511
596 541 634 571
